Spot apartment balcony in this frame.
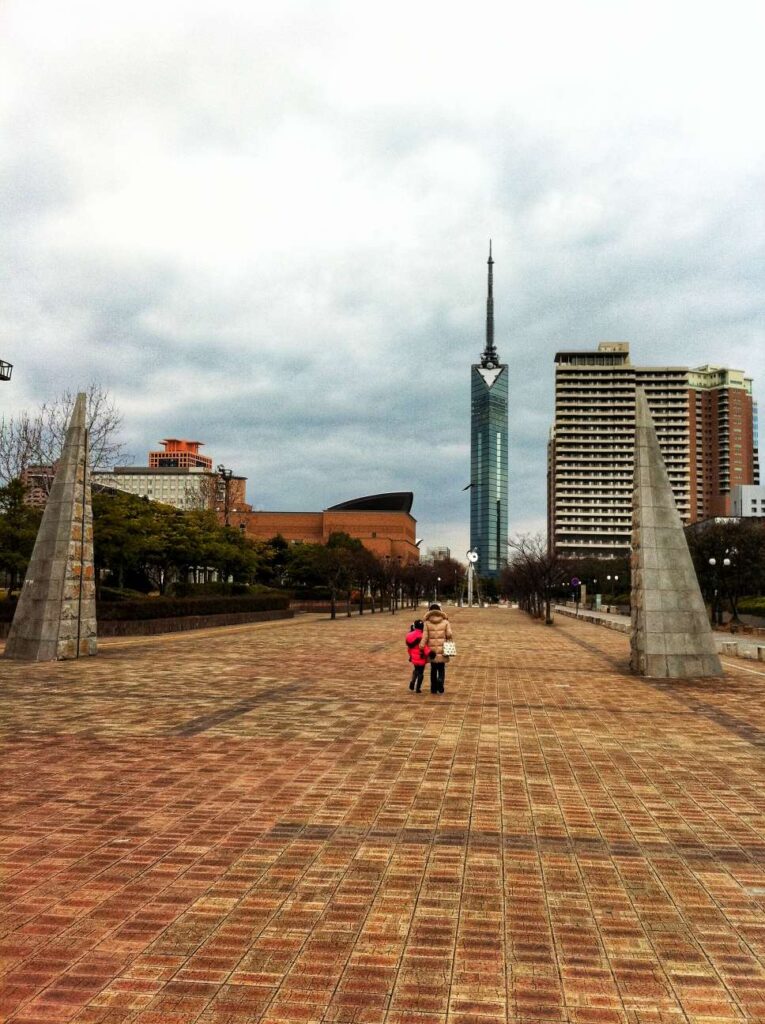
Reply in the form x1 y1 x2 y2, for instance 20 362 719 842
555 494 633 501
554 537 632 549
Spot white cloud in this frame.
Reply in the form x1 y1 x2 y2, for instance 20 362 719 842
1 0 763 559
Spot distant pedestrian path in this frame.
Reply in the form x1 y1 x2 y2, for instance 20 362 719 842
555 603 765 664
2 609 765 1022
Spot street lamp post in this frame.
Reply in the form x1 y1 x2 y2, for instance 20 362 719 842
709 554 732 626
605 574 619 612
216 464 234 526
0 359 12 382
466 549 479 607
726 547 739 626
721 559 730 626
435 576 441 604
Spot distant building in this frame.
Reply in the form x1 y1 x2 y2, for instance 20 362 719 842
21 464 57 508
685 514 765 536
91 439 248 514
424 546 451 563
234 492 419 563
688 366 756 519
548 343 758 558
470 243 509 578
731 484 765 518
754 400 761 485
149 439 212 470
91 465 247 512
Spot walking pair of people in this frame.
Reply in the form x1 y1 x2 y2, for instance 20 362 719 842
405 603 454 695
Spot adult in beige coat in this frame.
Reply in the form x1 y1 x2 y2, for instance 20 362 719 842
419 603 453 694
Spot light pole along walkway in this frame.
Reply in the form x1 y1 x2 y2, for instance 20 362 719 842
1 608 765 1024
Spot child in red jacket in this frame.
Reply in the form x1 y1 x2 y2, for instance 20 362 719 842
406 620 430 693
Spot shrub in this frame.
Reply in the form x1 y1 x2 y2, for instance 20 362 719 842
99 591 290 621
1 591 290 623
98 586 150 602
738 597 765 617
0 599 17 622
287 586 332 601
169 581 260 598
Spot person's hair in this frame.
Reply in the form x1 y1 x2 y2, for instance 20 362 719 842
428 603 441 611
413 619 424 630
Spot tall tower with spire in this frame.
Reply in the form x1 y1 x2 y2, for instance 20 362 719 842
470 242 509 579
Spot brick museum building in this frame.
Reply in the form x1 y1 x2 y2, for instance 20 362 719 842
230 492 419 563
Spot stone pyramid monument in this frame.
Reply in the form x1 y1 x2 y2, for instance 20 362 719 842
4 393 97 661
630 387 721 678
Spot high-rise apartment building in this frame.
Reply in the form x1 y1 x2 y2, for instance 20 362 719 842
754 401 761 485
470 244 509 579
548 343 757 558
689 367 756 518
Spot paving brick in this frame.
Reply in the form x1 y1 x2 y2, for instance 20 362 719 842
2 610 765 1022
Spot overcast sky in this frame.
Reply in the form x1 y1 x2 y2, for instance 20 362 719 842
2 1 763 557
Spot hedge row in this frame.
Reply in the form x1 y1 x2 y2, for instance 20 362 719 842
738 597 765 617
0 591 290 623
169 581 274 598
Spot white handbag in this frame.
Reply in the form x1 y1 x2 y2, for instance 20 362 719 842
443 640 457 657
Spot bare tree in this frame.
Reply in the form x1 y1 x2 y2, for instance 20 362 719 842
0 408 41 485
0 382 130 487
185 472 220 512
502 532 568 625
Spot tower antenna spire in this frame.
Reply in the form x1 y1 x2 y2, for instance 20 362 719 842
481 240 499 366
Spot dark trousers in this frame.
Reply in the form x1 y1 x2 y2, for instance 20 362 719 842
410 664 425 691
430 662 445 693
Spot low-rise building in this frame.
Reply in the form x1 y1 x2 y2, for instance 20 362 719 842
232 492 419 563
20 464 57 508
91 439 248 514
731 484 765 518
423 546 451 563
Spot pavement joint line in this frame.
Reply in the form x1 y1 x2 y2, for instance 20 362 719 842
5 608 765 1023
720 658 765 677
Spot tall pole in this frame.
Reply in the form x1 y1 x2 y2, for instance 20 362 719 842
217 464 233 527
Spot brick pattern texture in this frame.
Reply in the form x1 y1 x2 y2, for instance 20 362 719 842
2 609 765 1023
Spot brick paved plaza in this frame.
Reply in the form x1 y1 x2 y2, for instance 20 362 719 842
3 609 765 1024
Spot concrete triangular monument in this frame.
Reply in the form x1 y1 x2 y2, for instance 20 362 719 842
630 388 721 678
5 393 97 661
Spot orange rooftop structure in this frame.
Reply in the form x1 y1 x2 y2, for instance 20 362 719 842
149 439 212 470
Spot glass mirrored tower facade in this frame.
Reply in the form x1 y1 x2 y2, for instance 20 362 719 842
470 243 509 579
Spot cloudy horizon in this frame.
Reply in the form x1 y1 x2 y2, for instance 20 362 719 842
2 1 763 558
